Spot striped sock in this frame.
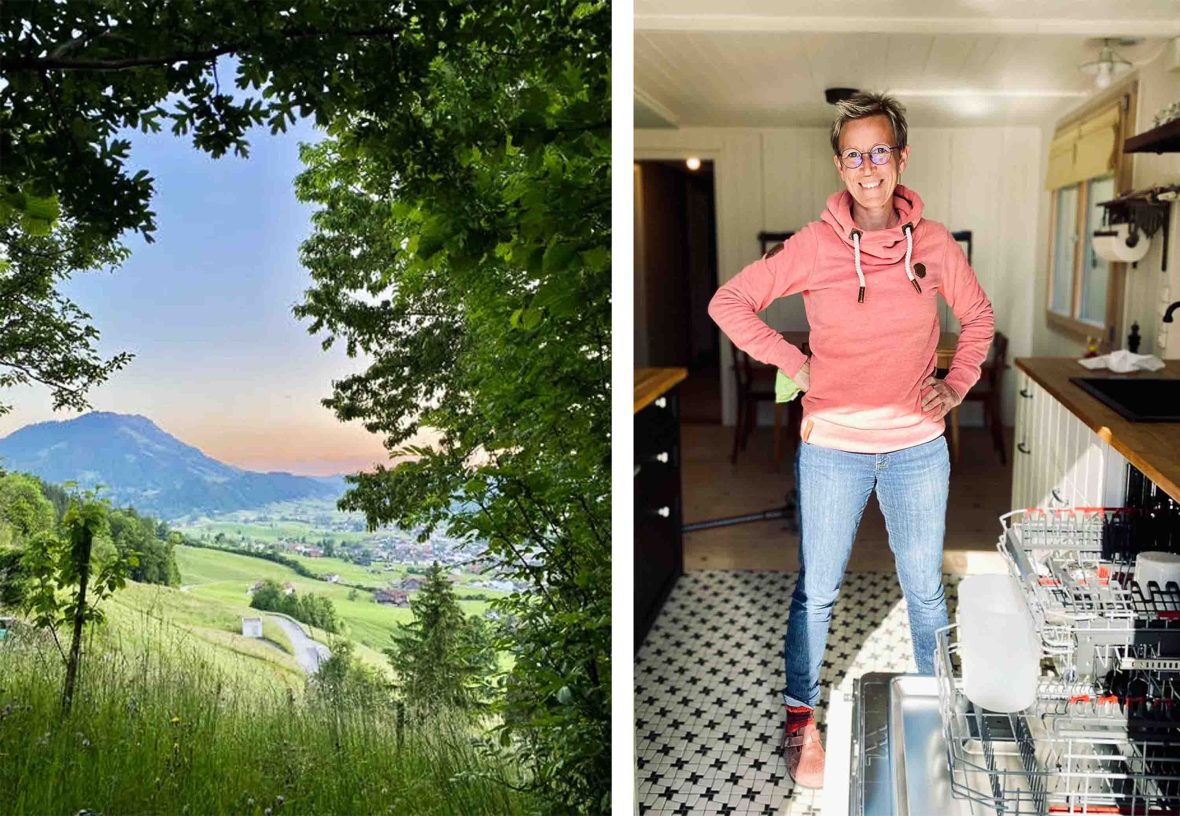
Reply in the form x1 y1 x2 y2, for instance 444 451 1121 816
786 704 814 734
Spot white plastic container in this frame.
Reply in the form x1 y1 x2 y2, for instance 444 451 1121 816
956 574 1040 712
1135 551 1180 595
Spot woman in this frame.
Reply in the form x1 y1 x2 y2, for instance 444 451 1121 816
707 91 995 789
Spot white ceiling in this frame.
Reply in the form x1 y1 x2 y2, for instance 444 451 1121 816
635 0 1180 128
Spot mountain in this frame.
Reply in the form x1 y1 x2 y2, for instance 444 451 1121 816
0 412 345 519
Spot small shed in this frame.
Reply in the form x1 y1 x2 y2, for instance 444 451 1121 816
242 617 263 639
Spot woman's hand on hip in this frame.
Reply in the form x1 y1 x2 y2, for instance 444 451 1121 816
793 359 811 391
921 376 961 420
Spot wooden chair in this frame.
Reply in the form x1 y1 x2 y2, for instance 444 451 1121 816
730 345 778 464
962 331 1009 464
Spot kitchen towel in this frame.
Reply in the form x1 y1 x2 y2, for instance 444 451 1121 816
1077 350 1165 373
776 370 802 403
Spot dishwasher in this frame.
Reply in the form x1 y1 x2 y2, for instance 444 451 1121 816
852 490 1180 815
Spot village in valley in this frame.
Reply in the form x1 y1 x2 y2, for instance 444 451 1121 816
178 498 527 610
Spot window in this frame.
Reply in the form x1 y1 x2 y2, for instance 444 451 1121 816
1048 175 1115 327
1080 175 1116 325
1044 85 1135 345
1049 184 1078 316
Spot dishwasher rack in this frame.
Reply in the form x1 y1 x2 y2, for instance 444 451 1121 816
935 625 1180 815
999 507 1180 681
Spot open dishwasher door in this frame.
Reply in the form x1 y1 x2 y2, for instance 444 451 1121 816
851 672 979 816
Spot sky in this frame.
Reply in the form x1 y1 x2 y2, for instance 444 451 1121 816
0 93 405 477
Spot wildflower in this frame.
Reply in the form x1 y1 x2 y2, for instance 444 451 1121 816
264 809 272 816
275 795 285 808
170 715 181 725
247 799 255 807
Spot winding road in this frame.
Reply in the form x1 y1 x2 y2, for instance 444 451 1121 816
266 614 331 674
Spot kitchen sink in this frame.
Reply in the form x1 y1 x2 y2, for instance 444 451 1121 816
1069 377 1180 422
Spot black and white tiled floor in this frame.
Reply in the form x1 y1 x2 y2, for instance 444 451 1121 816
634 571 961 815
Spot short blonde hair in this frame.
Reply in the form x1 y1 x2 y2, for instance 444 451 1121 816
830 91 909 155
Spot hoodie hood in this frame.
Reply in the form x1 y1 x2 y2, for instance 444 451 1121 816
820 183 925 261
820 183 926 302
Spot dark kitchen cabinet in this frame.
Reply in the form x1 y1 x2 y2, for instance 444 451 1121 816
634 379 684 649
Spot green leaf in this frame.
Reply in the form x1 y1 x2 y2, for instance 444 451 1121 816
19 214 52 236
520 307 543 331
23 194 61 222
542 241 578 275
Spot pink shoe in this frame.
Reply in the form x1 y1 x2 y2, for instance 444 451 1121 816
784 720 826 789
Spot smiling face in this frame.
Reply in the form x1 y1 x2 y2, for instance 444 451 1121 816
833 114 910 219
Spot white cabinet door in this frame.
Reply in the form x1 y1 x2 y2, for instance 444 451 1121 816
1011 371 1032 509
1009 370 1123 511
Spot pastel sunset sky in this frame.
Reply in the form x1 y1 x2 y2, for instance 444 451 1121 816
0 99 410 477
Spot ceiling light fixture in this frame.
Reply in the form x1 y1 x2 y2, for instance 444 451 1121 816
685 157 701 171
1079 38 1134 90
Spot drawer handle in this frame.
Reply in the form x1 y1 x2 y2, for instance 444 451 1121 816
1017 442 1031 455
657 506 670 518
655 397 667 408
1019 388 1033 398
655 451 669 463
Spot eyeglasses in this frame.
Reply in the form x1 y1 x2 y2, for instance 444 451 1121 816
839 144 902 169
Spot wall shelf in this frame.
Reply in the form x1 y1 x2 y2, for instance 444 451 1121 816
1124 117 1180 153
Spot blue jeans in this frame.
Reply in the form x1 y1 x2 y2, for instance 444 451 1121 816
783 435 950 709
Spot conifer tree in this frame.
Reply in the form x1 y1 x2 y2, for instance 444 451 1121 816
386 561 495 711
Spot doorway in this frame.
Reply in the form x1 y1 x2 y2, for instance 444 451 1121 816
633 158 720 424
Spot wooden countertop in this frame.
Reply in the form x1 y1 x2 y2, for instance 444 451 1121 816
1015 357 1180 502
635 367 688 414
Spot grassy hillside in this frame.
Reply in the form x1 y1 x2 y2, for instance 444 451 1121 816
0 541 524 814
0 628 525 815
97 582 307 691
174 546 493 657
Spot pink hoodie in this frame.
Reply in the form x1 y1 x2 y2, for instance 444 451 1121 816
708 184 995 453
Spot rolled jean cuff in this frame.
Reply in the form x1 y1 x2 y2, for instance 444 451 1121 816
782 690 815 709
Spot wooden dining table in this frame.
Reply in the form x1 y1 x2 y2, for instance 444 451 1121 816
771 330 962 468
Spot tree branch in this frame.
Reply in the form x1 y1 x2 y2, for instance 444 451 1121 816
3 27 403 72
0 357 87 397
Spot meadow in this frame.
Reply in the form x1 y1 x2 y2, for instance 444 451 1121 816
0 626 525 815
0 542 525 814
173 546 496 656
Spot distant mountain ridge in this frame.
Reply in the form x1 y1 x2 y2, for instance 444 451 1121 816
0 412 345 519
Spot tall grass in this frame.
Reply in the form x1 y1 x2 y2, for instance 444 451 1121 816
0 627 526 815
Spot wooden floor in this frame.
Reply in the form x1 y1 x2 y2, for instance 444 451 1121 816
681 422 1015 574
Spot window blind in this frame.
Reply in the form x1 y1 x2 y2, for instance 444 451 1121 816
1044 103 1121 190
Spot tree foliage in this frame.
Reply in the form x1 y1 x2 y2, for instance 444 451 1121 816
248 579 340 633
0 473 181 605
0 219 133 415
385 562 496 712
106 507 181 587
20 492 135 711
0 471 58 606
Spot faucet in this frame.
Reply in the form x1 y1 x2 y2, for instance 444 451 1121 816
1166 301 1180 323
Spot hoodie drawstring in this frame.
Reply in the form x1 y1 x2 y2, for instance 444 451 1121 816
850 229 865 303
902 223 922 294
849 223 921 303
